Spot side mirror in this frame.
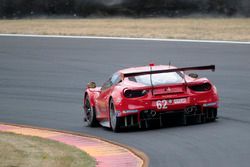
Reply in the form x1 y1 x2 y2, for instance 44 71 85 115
188 73 199 78
87 82 96 89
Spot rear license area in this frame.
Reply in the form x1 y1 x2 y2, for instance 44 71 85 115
173 98 187 104
152 98 187 110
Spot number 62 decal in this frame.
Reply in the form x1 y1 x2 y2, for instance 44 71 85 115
156 100 168 110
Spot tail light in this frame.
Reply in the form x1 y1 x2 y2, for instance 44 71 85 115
188 83 211 92
124 89 148 98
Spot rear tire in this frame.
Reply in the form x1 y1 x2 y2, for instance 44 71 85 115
84 95 98 127
109 99 120 132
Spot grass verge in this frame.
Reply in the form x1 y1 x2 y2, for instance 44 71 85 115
0 132 95 167
0 18 250 41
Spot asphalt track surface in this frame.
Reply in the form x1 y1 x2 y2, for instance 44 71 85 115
0 36 250 167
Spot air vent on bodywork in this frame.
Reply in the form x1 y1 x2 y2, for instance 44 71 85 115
188 83 211 92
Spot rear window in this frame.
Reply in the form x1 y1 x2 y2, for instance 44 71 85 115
128 72 183 86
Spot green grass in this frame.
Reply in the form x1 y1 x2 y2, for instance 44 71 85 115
0 132 95 167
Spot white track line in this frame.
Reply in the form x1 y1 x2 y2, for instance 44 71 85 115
0 34 249 44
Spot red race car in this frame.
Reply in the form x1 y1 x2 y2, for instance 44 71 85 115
82 64 219 132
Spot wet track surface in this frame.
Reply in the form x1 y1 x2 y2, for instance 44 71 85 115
0 36 250 167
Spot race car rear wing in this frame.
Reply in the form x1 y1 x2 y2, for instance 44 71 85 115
123 65 215 77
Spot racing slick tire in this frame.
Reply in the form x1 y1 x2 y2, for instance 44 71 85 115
109 99 121 132
84 95 98 127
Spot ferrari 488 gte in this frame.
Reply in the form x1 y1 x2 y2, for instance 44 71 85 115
83 64 219 132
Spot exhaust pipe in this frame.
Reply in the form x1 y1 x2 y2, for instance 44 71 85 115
151 110 157 117
185 106 197 114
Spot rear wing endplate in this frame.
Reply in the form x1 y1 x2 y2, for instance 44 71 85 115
123 65 215 77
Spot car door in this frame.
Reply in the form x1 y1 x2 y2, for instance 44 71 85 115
96 72 121 119
95 78 112 119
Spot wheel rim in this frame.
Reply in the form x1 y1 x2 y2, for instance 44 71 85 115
85 98 92 123
110 102 116 129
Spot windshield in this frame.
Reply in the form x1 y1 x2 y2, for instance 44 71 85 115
128 72 184 86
